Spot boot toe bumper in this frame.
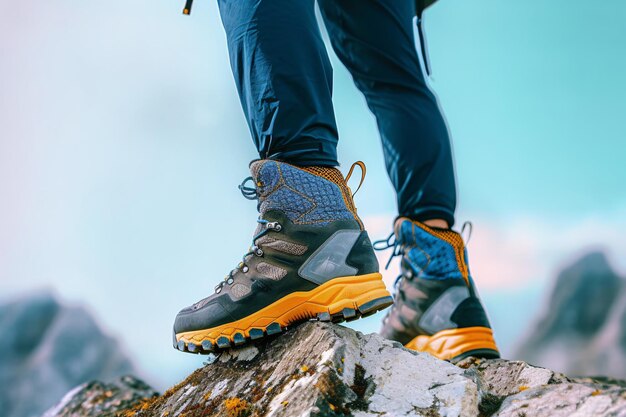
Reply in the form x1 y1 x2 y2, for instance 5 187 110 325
173 300 231 335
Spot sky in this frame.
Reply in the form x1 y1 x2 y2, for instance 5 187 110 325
1 0 626 391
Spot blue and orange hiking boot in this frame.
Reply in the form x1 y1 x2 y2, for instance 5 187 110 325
172 160 393 353
378 218 499 362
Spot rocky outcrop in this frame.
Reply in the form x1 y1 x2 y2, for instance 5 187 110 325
42 376 158 417
45 321 626 417
459 357 626 416
516 251 626 378
0 291 136 417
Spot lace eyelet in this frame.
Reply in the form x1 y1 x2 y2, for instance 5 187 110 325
242 265 249 273
215 287 222 294
255 248 264 257
266 222 282 231
227 277 234 285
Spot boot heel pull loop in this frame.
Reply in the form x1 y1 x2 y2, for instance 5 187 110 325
345 161 367 198
461 221 473 245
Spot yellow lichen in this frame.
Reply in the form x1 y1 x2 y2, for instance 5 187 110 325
591 390 602 396
118 398 155 417
329 403 336 411
300 365 309 373
518 385 529 391
281 401 289 407
224 397 251 417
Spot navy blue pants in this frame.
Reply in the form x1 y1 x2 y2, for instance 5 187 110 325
217 0 457 226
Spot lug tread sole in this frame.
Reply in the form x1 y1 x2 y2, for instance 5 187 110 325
449 348 501 364
174 273 392 354
404 326 500 362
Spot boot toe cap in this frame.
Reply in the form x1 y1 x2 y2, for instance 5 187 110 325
173 299 231 335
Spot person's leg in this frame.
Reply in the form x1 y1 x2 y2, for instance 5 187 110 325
217 0 338 166
172 0 393 353
318 0 456 226
318 0 499 362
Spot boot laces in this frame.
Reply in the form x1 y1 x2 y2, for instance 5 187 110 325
372 233 404 298
373 232 401 270
214 176 282 294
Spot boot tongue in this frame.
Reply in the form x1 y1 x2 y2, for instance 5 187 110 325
248 159 282 199
249 160 265 182
248 160 275 236
393 217 412 244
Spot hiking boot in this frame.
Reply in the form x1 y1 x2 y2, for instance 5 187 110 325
173 160 392 353
378 217 499 362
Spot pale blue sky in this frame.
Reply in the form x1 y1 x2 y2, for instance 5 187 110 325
1 0 625 389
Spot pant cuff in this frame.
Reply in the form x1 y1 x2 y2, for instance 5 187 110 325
402 206 456 228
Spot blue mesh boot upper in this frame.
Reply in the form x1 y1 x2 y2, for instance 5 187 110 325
251 160 360 227
394 217 471 282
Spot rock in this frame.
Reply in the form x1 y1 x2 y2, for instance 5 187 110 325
458 357 559 415
494 382 626 417
46 322 478 417
41 376 158 417
457 357 626 416
0 291 137 417
515 251 626 378
46 321 626 417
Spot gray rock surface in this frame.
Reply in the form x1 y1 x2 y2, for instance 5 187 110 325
516 251 626 379
46 321 626 417
0 291 136 417
458 357 626 416
42 376 158 417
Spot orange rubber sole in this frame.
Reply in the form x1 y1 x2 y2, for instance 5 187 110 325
175 272 392 353
404 326 499 362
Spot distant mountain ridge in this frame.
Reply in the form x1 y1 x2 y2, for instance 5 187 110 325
0 291 136 417
516 251 626 378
